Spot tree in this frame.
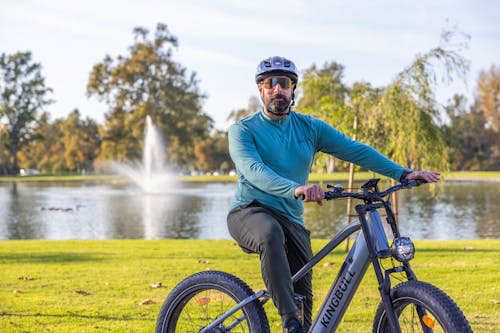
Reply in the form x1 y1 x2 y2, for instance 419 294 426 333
95 108 136 162
0 51 53 174
443 95 492 170
193 130 232 172
370 29 470 170
443 64 500 171
476 64 500 133
296 61 349 116
295 30 469 173
18 112 65 173
60 109 100 172
0 125 10 174
295 62 353 172
227 96 260 123
18 110 100 173
87 23 212 168
475 64 500 169
301 30 468 172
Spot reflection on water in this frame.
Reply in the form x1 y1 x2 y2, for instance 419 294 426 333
0 180 498 240
400 181 500 239
304 180 500 240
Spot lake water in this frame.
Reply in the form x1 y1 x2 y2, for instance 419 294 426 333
0 180 498 240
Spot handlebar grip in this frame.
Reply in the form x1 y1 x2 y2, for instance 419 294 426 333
414 179 427 186
402 179 427 187
324 191 337 200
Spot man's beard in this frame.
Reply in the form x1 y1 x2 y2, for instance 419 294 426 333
263 93 292 115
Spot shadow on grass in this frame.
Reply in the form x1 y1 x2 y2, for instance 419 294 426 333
0 311 153 322
0 252 108 263
413 248 500 253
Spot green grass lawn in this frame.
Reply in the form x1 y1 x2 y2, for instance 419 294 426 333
1 171 500 183
0 239 498 332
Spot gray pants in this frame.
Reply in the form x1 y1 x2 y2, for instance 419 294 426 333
227 201 313 329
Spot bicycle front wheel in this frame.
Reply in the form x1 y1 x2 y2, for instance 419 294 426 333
155 270 270 333
373 280 472 333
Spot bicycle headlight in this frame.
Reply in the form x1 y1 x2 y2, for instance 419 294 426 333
391 237 415 262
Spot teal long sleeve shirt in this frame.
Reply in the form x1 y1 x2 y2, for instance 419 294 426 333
228 110 406 225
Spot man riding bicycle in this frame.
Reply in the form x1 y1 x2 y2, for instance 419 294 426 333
226 56 439 333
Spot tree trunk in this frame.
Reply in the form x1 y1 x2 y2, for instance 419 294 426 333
345 115 358 252
326 157 335 173
10 142 19 175
391 178 399 224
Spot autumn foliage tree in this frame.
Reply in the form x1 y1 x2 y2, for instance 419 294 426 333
476 65 500 133
444 65 500 170
17 112 64 173
60 109 100 172
227 96 260 123
87 23 212 169
193 130 232 173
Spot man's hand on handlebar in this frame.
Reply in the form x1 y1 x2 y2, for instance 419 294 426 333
294 184 325 205
405 171 440 183
295 171 439 205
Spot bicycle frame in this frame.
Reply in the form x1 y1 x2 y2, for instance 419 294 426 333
302 222 369 332
200 179 422 333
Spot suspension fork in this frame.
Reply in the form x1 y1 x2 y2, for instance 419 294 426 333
366 202 432 333
356 204 402 333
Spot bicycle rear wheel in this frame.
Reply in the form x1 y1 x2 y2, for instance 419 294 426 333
155 270 270 333
373 280 472 333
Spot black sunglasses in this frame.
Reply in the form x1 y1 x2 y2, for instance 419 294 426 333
261 77 294 89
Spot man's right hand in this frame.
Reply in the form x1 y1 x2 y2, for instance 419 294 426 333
294 184 325 205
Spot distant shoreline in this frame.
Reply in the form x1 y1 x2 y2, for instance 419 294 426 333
0 171 499 183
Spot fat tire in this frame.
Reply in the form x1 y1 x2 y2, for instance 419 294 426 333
373 280 472 333
155 270 270 333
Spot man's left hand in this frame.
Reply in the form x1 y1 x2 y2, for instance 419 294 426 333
405 171 440 183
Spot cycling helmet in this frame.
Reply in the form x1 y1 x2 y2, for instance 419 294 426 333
255 56 298 84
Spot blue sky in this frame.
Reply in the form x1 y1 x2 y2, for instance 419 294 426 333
1 0 499 130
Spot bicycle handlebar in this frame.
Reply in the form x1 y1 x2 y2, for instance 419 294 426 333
324 179 426 201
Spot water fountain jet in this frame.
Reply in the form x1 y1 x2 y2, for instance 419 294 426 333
110 116 177 194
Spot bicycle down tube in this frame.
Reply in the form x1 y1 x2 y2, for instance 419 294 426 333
309 231 371 332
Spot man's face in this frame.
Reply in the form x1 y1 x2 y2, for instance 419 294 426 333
258 76 294 116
